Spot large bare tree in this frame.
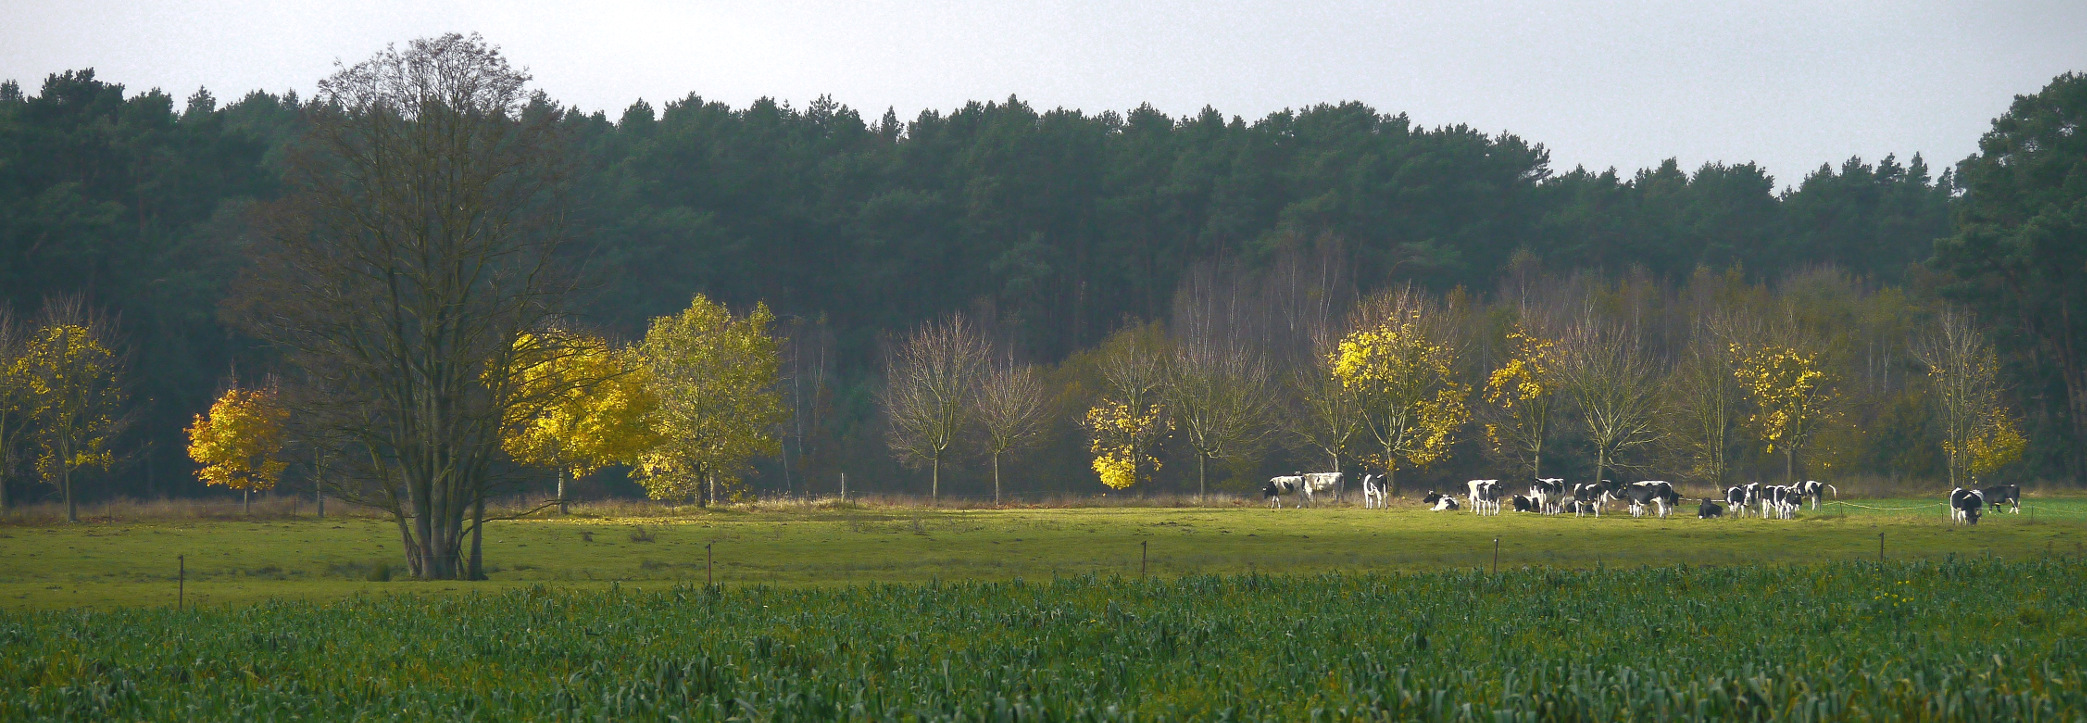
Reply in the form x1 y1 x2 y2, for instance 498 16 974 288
1668 315 1746 488
1556 316 1663 487
1915 309 2017 488
882 314 988 500
1166 264 1273 499
238 35 572 579
971 349 1049 504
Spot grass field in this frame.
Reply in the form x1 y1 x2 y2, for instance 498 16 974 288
3 496 2082 610
4 559 2083 719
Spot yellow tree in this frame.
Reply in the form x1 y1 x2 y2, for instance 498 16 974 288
1481 322 1559 479
499 331 656 514
1083 324 1171 492
1734 341 1839 485
19 307 127 524
1333 290 1468 497
634 295 786 506
187 385 289 514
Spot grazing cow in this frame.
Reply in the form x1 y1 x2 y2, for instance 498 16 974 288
1511 495 1534 513
1530 478 1567 514
1950 487 1985 525
1725 486 1751 518
1623 481 1680 518
1698 498 1725 519
1980 484 2021 514
1797 480 1839 510
1263 475 1305 508
1359 474 1387 509
1465 480 1502 516
1571 482 1606 517
1299 472 1342 506
1420 491 1461 512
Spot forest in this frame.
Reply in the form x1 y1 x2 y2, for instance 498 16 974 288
1 42 2081 512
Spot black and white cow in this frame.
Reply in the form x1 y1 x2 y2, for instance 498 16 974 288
1980 484 2021 514
1570 482 1606 517
1623 481 1680 518
1511 495 1534 513
1300 472 1342 506
1420 491 1461 512
1797 480 1839 510
1698 498 1725 519
1263 475 1305 508
1466 480 1502 516
1530 478 1567 515
1760 485 1800 520
1950 487 1985 525
1724 486 1751 518
1359 474 1388 509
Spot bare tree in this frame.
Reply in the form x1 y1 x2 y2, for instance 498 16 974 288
1556 315 1663 486
1166 264 1274 499
882 314 988 500
1288 330 1363 478
236 35 573 579
780 315 834 497
1668 315 1746 488
1915 309 2014 488
972 349 1049 504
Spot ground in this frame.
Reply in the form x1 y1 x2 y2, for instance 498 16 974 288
3 496 2080 610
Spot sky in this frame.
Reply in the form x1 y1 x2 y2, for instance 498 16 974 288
5 1 2084 186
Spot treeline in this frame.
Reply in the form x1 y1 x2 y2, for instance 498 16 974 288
2 58 2080 506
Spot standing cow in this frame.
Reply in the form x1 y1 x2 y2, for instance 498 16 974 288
1263 475 1305 508
1359 474 1387 509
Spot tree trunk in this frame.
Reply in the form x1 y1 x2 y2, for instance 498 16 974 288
1197 455 1208 501
931 455 940 502
468 492 486 580
992 452 1002 505
243 488 250 515
1387 463 1398 498
1785 447 1796 485
63 464 76 524
557 469 568 515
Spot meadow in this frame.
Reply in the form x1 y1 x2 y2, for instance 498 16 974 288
4 558 2083 720
2 495 2082 610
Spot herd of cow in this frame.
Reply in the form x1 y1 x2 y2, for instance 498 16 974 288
1262 472 2024 524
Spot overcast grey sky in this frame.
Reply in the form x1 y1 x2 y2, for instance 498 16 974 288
5 1 2083 185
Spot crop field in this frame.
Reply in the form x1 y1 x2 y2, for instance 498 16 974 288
4 558 2085 720
1 497 2082 610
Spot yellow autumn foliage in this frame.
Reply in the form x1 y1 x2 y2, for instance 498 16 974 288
1333 305 1467 482
1084 398 1168 490
186 386 288 494
499 330 656 480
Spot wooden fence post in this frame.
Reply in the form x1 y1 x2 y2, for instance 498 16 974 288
177 555 185 611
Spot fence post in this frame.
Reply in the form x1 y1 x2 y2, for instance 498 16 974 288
707 541 714 589
1878 532 1885 562
1493 537 1500 575
1141 540 1148 578
177 555 184 611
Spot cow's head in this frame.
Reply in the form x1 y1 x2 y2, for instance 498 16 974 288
1420 491 1442 505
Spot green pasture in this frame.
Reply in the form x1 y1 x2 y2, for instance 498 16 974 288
3 498 2082 610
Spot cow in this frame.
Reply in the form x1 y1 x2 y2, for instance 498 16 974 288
1724 486 1751 518
1561 500 1589 515
1359 474 1387 509
1300 472 1342 506
1623 481 1680 518
1466 480 1502 516
1797 480 1839 510
1980 483 2021 514
1570 482 1606 517
1263 475 1305 508
1530 478 1567 514
1511 495 1534 513
1419 491 1461 512
1697 498 1725 519
1761 485 1800 520
1950 487 1985 525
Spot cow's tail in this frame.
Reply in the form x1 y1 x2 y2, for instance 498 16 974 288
1828 484 1839 499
